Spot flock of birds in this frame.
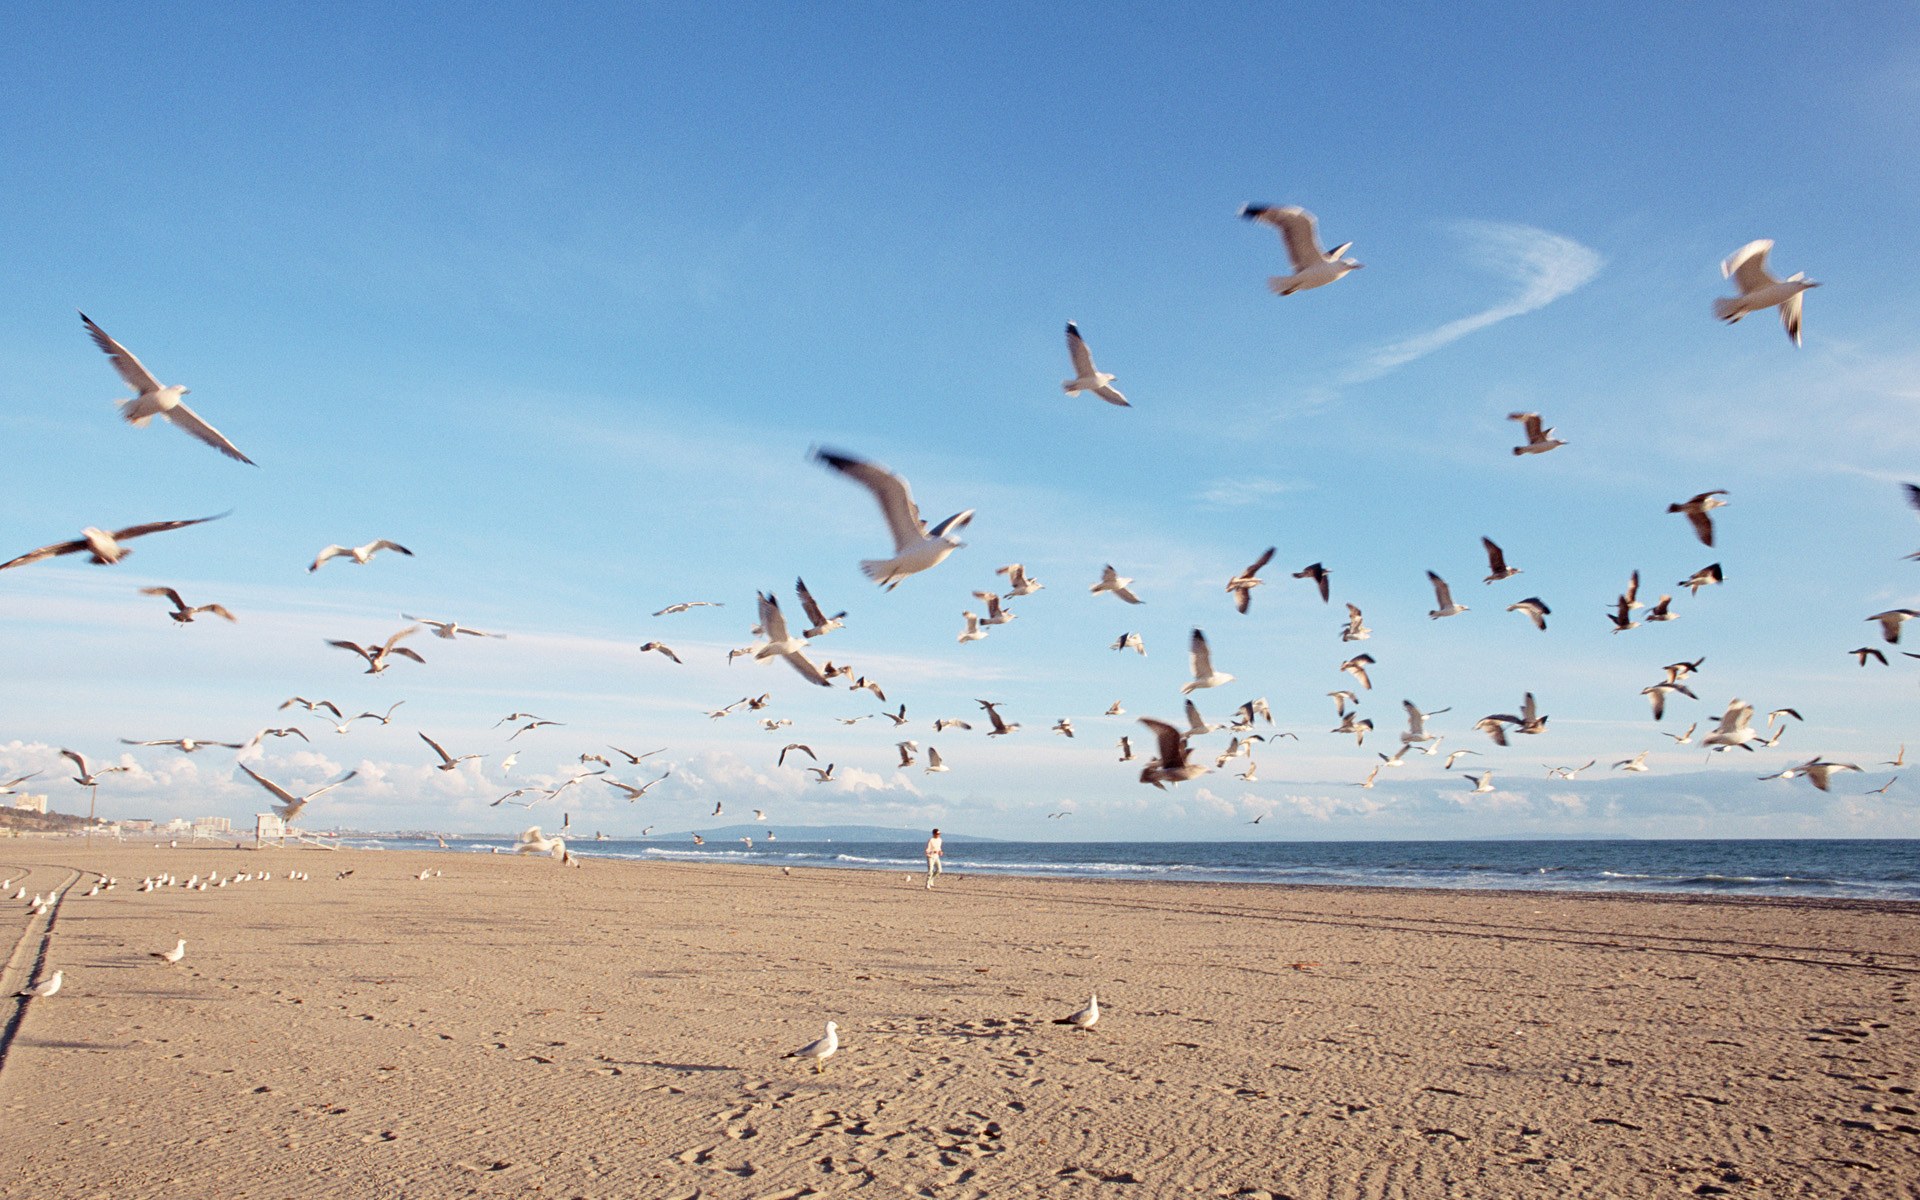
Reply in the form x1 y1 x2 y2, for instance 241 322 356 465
0 210 1911 861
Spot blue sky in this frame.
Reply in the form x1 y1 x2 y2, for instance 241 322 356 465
2 3 1916 839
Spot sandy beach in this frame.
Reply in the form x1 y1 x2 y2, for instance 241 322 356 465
2 844 1916 1199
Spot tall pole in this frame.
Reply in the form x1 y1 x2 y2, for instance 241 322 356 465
86 785 97 848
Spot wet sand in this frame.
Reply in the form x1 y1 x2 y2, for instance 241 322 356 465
2 842 1916 1198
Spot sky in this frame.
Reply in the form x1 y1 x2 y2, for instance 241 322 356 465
2 3 1917 840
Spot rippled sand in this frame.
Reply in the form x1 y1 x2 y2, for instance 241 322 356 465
3 843 1916 1198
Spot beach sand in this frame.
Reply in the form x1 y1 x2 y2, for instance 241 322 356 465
2 844 1916 1199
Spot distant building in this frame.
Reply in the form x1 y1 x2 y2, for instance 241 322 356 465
11 794 48 814
192 816 232 836
122 819 154 833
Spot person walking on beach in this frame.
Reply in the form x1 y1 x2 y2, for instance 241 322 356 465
924 828 943 889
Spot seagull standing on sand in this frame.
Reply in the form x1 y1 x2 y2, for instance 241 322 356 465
80 313 254 464
1240 204 1361 294
1062 322 1130 407
785 1021 839 1072
309 540 413 572
812 449 974 589
17 971 62 998
1054 993 1100 1030
1715 240 1817 345
151 939 186 964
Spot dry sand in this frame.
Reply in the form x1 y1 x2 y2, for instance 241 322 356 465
2 843 1917 1199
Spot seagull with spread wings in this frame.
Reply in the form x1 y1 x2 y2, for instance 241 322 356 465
1507 597 1550 631
141 586 236 624
59 751 129 788
419 732 484 772
309 540 413 572
1293 562 1332 603
1138 718 1208 789
80 313 255 464
1062 321 1130 407
237 762 357 824
1480 538 1520 583
1239 204 1362 294
1090 565 1143 604
0 514 226 572
795 578 846 638
997 563 1044 597
1714 239 1817 345
604 772 671 801
327 626 424 675
812 448 973 589
1426 571 1468 619
748 592 832 685
402 614 502 640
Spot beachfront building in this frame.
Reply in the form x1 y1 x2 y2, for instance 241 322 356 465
121 819 154 833
11 793 49 814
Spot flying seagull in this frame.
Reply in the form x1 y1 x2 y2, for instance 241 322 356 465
604 772 670 801
812 448 974 589
1506 597 1550 631
1668 491 1729 547
978 700 1020 737
236 762 357 824
1340 654 1375 690
750 592 832 685
1239 204 1362 294
997 563 1044 597
1293 562 1331 603
1679 564 1724 594
419 732 484 772
1340 603 1370 642
59 750 129 788
1426 571 1468 619
140 586 235 624
1714 239 1817 346
1138 718 1208 789
0 514 226 572
795 578 846 638
777 743 816 767
1182 628 1235 694
652 601 723 616
401 614 502 640
309 540 413 572
1480 538 1520 583
1110 631 1146 656
119 737 243 754
80 312 255 464
924 747 948 774
637 641 682 663
1508 412 1565 456
280 697 342 718
1867 610 1919 644
1090 565 1143 604
1062 321 1130 407
1227 547 1276 614
326 626 424 675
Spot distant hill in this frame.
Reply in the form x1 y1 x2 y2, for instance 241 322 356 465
0 806 102 836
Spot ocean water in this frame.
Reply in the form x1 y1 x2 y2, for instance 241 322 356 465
352 837 1920 901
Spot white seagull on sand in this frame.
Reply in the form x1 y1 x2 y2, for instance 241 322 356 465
785 1021 839 1072
17 970 62 998
1054 993 1100 1030
812 449 973 589
1062 321 1130 407
1239 204 1361 295
1715 239 1817 346
80 313 254 464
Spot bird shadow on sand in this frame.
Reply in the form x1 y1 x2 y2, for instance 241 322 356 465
600 1057 737 1073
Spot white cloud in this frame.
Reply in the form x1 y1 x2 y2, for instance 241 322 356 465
1345 221 1604 384
1194 477 1307 509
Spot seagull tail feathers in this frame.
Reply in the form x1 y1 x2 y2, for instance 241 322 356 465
1711 296 1744 323
859 558 899 586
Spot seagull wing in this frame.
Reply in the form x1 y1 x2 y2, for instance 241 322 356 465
781 647 832 687
1481 538 1508 576
1242 546 1275 579
418 732 455 766
0 536 92 571
1256 206 1326 272
160 401 255 465
80 313 163 394
59 749 88 775
795 577 828 627
368 540 413 558
1065 321 1097 377
140 586 188 609
1427 571 1455 609
813 449 926 553
758 592 793 643
1188 629 1215 681
1140 718 1187 767
302 770 358 802
236 762 300 807
112 513 227 543
1723 239 1779 293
